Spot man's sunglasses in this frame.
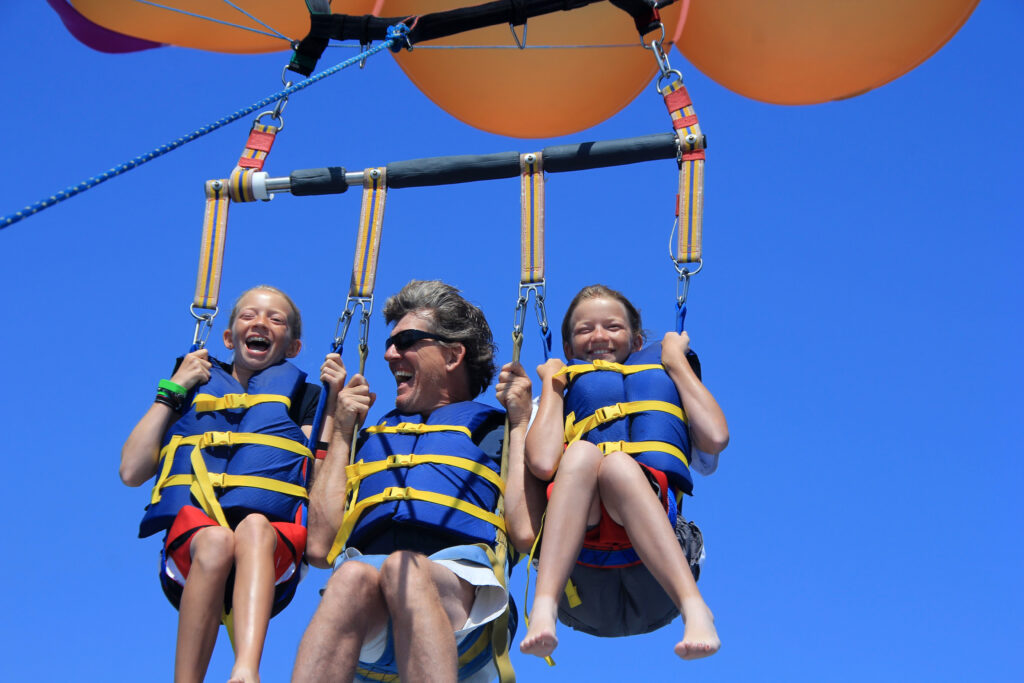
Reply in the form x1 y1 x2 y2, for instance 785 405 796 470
384 328 458 352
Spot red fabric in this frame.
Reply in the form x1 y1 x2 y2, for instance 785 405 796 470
672 114 699 129
681 150 706 161
663 86 693 111
545 465 669 550
164 505 306 583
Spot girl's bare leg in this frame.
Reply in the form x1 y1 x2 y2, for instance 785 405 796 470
176 526 235 683
520 441 602 658
228 514 277 683
598 451 719 660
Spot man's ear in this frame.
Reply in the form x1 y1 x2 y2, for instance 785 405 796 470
285 338 302 359
445 342 467 371
223 329 235 350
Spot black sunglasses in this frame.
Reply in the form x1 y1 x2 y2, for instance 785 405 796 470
384 328 458 352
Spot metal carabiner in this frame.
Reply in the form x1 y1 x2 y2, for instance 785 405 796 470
189 304 219 350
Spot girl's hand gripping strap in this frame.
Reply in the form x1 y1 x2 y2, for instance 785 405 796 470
516 152 552 359
190 179 229 350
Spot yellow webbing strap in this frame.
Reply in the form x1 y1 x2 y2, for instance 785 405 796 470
350 167 386 298
519 152 544 285
364 422 471 439
327 487 506 566
597 439 690 468
193 179 230 311
344 454 505 495
478 542 516 683
661 80 705 264
191 392 291 413
150 432 313 508
565 400 686 444
554 359 663 381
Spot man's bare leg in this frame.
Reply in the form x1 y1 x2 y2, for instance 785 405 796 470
291 561 388 682
378 551 475 683
176 526 235 683
599 452 720 660
228 515 277 683
520 441 602 658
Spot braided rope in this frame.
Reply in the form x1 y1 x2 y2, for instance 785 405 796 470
1 30 407 231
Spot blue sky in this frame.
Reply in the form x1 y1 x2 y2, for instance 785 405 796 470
2 2 1021 681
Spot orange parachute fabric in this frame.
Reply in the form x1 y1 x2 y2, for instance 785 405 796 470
66 0 979 137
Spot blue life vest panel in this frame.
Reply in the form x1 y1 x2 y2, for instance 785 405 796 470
139 359 313 538
343 401 506 551
562 343 694 495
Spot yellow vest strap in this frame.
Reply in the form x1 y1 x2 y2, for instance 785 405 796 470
327 487 506 566
161 473 309 500
191 392 292 413
554 359 663 380
344 454 505 494
565 400 686 443
159 432 313 461
364 422 472 438
597 439 690 468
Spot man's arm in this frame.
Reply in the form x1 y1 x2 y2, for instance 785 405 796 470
524 358 568 482
661 332 730 456
120 349 211 486
305 354 375 568
496 362 547 554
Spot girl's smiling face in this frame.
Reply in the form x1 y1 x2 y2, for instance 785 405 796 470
564 297 643 363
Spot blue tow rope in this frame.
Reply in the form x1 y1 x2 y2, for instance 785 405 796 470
1 26 410 231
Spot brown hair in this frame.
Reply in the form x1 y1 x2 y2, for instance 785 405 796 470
382 280 496 398
561 284 645 355
228 285 302 340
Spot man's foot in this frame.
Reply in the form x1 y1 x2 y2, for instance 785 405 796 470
227 666 259 683
519 600 559 659
674 597 720 661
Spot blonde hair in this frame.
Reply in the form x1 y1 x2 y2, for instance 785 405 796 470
228 285 302 340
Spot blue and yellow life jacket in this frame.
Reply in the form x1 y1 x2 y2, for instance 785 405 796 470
559 342 693 496
327 401 506 562
139 359 314 538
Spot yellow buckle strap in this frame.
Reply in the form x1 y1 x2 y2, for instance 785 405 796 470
344 454 505 493
565 400 686 443
176 431 312 459
553 360 663 381
327 486 506 566
364 422 473 438
597 439 690 468
161 473 309 500
191 392 292 412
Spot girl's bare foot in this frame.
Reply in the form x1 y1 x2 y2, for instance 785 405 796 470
227 666 259 683
519 599 559 658
674 597 720 660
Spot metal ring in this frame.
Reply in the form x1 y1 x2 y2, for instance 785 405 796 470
254 109 285 132
657 68 684 92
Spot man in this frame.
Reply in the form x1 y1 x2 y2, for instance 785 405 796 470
293 280 542 683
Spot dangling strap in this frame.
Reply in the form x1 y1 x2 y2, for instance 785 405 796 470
351 168 387 299
235 122 279 172
193 180 229 312
662 80 705 265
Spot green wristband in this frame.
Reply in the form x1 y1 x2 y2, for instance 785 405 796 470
158 379 187 397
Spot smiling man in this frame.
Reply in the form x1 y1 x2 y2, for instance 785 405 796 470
293 280 541 683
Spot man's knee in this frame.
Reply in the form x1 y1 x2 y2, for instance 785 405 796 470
378 551 434 604
190 525 235 575
322 561 383 611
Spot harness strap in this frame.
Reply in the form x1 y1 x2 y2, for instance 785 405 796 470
192 180 230 311
351 167 386 298
565 399 686 443
151 431 313 506
554 359 663 379
662 80 705 264
191 392 291 413
327 487 506 566
235 122 279 171
597 439 690 468
520 152 544 285
343 454 506 495
364 422 471 438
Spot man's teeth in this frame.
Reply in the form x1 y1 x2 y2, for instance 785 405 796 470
394 371 413 382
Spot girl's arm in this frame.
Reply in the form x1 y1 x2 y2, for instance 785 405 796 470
305 354 374 568
496 362 546 554
120 349 212 487
661 332 730 455
525 358 569 482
